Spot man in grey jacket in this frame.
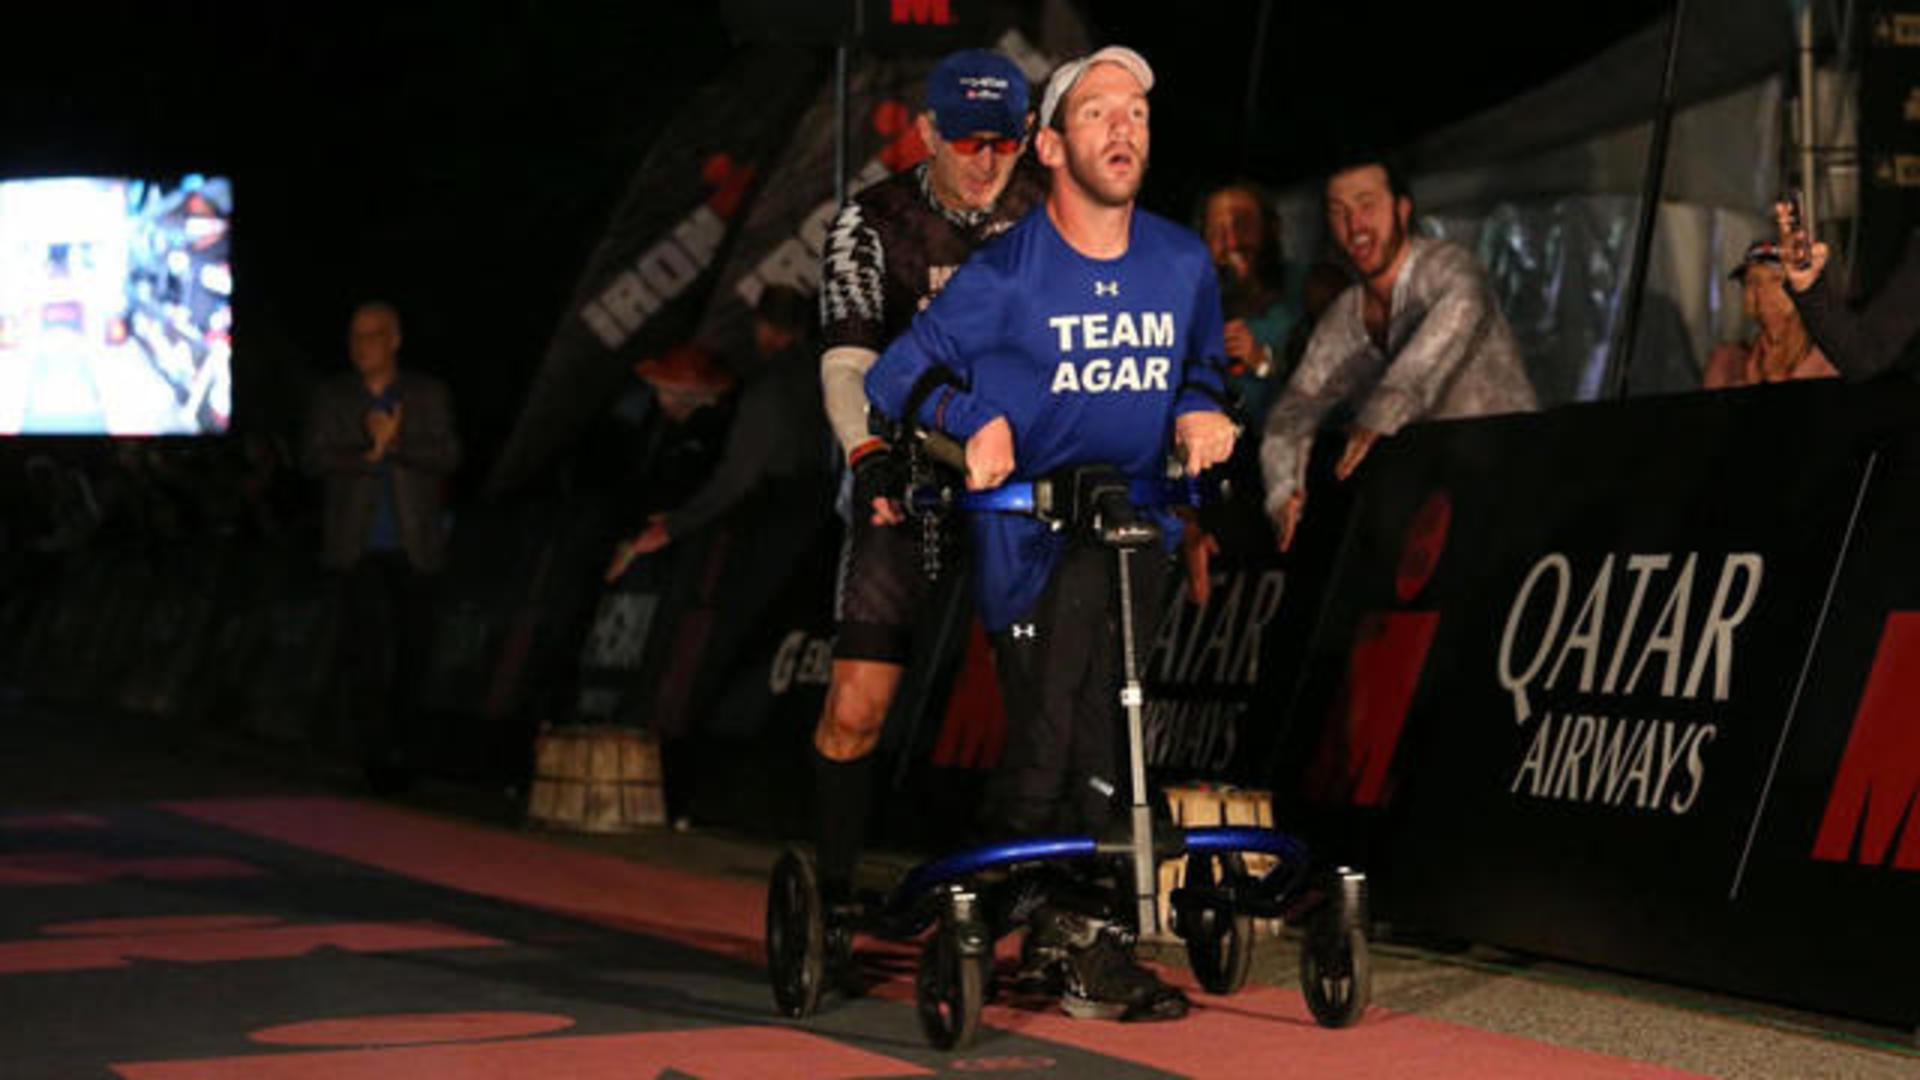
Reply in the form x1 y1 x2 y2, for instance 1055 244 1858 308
303 301 461 791
1261 157 1536 550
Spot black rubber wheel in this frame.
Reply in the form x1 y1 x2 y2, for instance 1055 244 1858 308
915 925 984 1051
766 847 827 1018
1182 851 1257 995
1299 908 1370 1028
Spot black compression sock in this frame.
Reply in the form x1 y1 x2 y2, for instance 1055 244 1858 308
812 746 874 902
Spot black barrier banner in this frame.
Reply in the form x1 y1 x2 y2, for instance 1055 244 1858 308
576 574 663 724
488 48 823 494
1143 560 1288 779
1145 439 1359 787
1725 426 1920 1023
1278 378 1920 1027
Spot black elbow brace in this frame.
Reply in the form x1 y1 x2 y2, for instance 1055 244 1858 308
870 364 965 443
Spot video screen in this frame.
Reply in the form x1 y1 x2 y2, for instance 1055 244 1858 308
0 175 233 436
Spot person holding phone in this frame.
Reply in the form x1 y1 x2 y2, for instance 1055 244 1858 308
1702 240 1836 388
1775 196 1920 378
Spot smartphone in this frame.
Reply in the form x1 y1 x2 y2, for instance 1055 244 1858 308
1779 187 1813 270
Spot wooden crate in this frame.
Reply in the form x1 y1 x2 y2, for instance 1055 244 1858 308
1153 783 1284 940
525 725 665 832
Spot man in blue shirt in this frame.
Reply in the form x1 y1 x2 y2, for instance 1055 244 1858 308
867 46 1236 1022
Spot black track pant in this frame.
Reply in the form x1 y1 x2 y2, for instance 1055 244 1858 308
338 551 436 770
986 541 1170 838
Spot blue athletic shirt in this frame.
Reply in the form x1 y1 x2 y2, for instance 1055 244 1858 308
866 204 1228 631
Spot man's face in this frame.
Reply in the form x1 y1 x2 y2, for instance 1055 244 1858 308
921 112 1024 213
1325 165 1410 281
348 308 400 379
1205 188 1264 278
1047 62 1149 207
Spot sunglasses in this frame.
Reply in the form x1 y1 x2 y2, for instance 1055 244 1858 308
945 134 1021 156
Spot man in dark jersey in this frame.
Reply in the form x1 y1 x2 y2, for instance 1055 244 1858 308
868 46 1237 1022
812 50 1046 916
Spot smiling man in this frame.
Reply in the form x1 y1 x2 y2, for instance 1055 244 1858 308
1259 155 1537 551
866 45 1235 1022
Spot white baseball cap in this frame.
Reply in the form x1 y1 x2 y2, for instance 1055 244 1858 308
1038 45 1155 130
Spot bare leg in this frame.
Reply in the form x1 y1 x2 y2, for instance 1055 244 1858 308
811 659 905 898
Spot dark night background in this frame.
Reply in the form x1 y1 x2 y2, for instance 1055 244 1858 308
0 0 1669 489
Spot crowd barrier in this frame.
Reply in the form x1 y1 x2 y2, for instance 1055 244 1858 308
1274 376 1920 1028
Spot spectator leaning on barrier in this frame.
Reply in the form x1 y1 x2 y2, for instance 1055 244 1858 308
1702 240 1837 389
1776 202 1920 379
302 300 462 793
1260 154 1537 552
604 285 831 577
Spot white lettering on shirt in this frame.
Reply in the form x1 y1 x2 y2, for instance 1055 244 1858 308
1050 356 1171 394
1047 312 1175 352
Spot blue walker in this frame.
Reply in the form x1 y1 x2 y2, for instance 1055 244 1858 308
765 463 1371 1049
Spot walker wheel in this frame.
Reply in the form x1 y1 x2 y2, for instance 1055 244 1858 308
1181 851 1256 995
915 922 984 1051
1299 898 1370 1028
766 847 827 1018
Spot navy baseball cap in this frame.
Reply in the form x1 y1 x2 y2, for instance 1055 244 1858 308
1730 239 1783 280
925 49 1029 141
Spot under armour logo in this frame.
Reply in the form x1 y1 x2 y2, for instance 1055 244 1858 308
1011 623 1037 639
1093 280 1119 297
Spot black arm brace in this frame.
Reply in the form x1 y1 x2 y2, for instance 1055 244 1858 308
870 364 964 444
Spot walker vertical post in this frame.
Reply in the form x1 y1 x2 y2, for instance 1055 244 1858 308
1115 544 1157 936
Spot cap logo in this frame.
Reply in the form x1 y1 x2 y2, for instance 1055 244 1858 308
960 75 1007 101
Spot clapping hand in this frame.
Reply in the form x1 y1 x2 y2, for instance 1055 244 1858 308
364 404 403 461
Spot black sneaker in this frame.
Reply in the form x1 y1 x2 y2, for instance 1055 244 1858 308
1061 925 1189 1022
1011 905 1076 997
